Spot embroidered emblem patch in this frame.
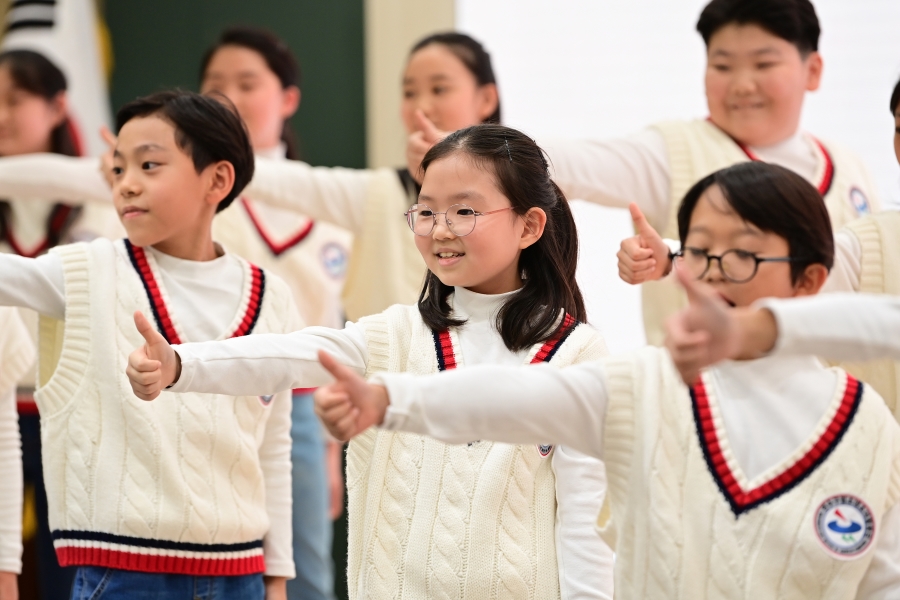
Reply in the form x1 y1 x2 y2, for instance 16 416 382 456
321 243 348 279
849 187 870 215
814 494 875 559
259 395 274 406
537 444 553 457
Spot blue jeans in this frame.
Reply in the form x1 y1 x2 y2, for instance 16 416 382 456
288 391 336 600
69 567 263 599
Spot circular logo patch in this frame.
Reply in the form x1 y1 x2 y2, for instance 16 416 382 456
321 243 348 280
814 494 875 559
849 187 870 215
259 394 274 406
537 444 554 457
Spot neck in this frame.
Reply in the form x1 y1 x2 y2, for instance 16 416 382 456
149 228 219 261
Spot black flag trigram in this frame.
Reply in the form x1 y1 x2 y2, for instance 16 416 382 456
5 0 56 33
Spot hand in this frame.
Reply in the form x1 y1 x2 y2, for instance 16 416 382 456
616 203 671 284
126 311 180 400
313 350 389 442
406 110 447 184
326 440 345 520
665 266 742 384
264 576 287 600
98 126 117 188
0 571 17 600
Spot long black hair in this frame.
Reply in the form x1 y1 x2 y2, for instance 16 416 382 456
411 32 501 124
0 49 81 252
417 124 585 351
200 26 301 159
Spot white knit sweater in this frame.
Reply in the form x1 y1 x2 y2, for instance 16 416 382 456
377 348 900 598
0 238 297 577
170 287 615 599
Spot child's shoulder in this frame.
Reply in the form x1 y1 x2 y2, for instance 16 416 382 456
561 321 609 364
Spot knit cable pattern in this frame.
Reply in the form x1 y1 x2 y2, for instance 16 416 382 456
494 447 535 599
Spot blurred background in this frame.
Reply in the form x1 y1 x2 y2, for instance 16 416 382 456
3 0 899 597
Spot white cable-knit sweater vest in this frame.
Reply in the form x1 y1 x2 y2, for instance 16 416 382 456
599 347 900 599
834 212 900 419
639 119 881 346
345 304 604 599
35 239 295 575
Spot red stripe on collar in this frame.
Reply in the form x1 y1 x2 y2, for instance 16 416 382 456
241 198 315 257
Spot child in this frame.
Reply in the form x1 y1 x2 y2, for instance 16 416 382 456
537 0 880 346
314 161 900 598
0 33 501 324
126 125 615 599
0 307 35 600
0 90 297 599
200 27 351 600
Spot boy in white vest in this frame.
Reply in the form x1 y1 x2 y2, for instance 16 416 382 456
314 162 900 599
0 90 297 599
538 0 881 346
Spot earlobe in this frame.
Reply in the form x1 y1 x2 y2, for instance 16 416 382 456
805 52 823 92
477 83 499 122
519 207 547 249
205 161 236 207
281 86 301 120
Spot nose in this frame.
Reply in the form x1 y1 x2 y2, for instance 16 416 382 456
431 214 456 240
703 256 727 282
730 69 756 96
117 170 141 198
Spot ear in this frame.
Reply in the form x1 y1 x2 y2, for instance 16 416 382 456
203 160 236 208
48 91 69 128
280 85 301 121
518 207 547 250
475 83 499 122
804 52 823 92
791 263 829 297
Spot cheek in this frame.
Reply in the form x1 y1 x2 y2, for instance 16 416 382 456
893 134 900 165
433 92 480 130
705 71 729 109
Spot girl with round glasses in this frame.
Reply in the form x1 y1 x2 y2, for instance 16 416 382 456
125 124 615 598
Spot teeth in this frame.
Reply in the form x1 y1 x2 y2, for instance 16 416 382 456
438 252 462 258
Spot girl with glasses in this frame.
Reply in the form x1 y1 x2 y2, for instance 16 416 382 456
125 124 615 599
310 160 900 598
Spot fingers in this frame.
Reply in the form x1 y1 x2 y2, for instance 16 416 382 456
317 350 358 384
617 237 658 284
629 202 658 241
134 311 167 347
314 387 359 441
414 109 442 143
99 125 117 148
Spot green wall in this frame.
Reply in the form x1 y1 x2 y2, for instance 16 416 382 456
104 0 366 168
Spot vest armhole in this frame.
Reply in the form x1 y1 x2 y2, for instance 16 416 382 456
845 216 884 295
37 242 93 418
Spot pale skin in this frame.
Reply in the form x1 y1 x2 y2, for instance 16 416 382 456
402 43 498 182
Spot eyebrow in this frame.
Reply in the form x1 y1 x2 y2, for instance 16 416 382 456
711 47 780 58
687 224 764 238
417 190 485 203
403 74 450 85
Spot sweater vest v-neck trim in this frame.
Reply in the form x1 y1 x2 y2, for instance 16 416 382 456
240 197 316 257
691 372 863 516
124 239 265 345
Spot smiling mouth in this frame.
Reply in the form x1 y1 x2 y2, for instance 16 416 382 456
121 207 148 219
436 252 465 259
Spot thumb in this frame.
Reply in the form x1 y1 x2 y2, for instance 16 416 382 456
675 263 716 309
415 110 442 143
99 125 117 149
629 202 658 243
134 311 167 350
318 350 357 385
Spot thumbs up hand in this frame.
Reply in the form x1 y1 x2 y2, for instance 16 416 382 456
98 126 118 188
406 110 448 184
126 311 180 401
313 350 389 442
616 203 672 284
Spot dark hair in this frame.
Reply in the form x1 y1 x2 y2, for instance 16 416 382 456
417 124 585 351
115 90 254 212
411 32 501 124
200 26 301 159
676 161 834 283
696 0 820 55
0 49 79 156
890 76 900 115
0 50 81 251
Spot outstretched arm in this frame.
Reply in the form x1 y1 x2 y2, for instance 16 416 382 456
0 154 111 205
313 351 609 460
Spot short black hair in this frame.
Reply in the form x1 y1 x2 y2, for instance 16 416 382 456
115 90 253 212
890 76 900 115
677 162 834 283
696 0 820 55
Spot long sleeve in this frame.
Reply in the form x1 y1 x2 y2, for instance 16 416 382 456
259 388 295 578
0 154 110 204
170 323 369 396
376 361 610 460
855 502 900 598
553 446 615 600
245 158 374 234
542 129 671 230
0 253 66 318
0 387 21 574
760 294 900 361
